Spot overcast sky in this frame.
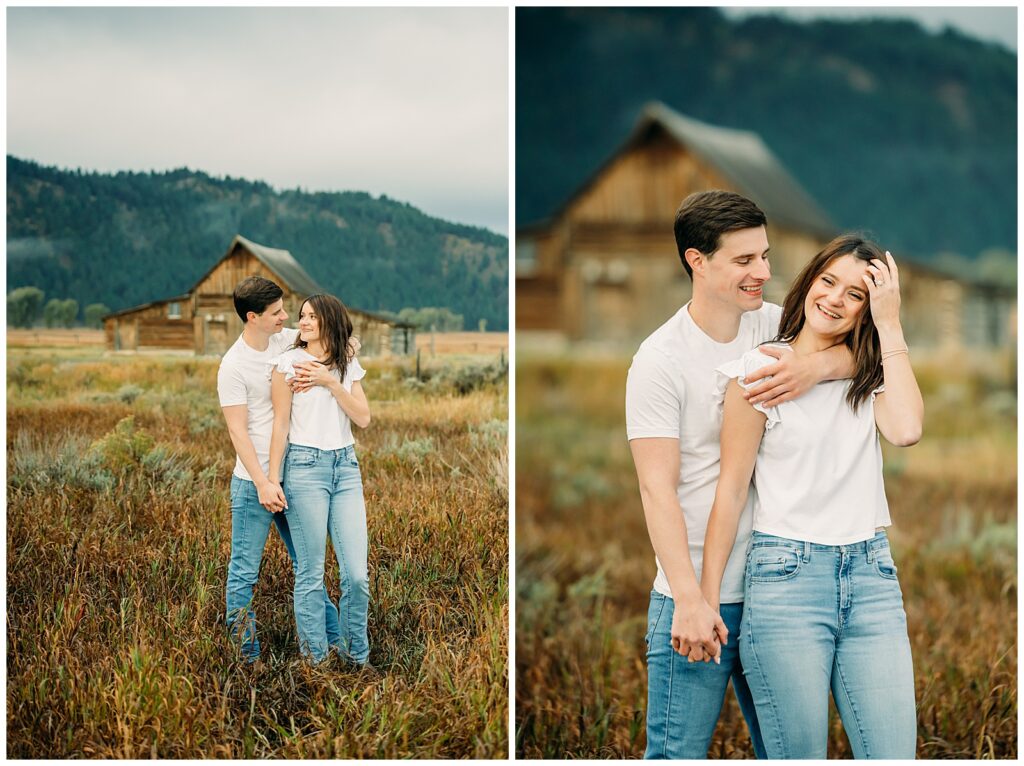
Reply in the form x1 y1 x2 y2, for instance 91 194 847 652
722 6 1017 51
7 7 509 234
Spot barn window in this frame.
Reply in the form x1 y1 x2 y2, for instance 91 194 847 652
516 240 537 276
168 302 182 319
605 259 631 284
580 258 603 284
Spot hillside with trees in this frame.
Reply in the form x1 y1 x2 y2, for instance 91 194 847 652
517 7 1016 265
7 156 508 329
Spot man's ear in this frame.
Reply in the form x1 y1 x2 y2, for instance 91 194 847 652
685 248 705 276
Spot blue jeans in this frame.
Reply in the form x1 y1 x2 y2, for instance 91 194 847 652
644 592 766 759
740 531 917 759
283 444 370 664
225 475 340 661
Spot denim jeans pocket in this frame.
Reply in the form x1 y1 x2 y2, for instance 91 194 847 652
873 546 899 580
229 476 248 509
646 592 669 650
286 447 317 468
747 546 802 582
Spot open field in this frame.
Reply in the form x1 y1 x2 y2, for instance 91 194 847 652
8 328 106 347
515 348 1016 759
7 348 509 758
416 332 508 356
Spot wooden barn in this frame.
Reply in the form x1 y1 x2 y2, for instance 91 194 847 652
104 235 416 356
516 102 1014 350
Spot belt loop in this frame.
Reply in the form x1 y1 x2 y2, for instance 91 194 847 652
866 540 875 563
803 540 811 563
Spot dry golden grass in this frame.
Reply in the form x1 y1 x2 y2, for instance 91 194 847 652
7 348 508 758
515 350 1016 759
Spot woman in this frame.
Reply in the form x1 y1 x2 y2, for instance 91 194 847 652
268 294 372 666
699 235 922 758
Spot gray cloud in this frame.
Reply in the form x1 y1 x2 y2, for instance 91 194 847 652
7 7 509 234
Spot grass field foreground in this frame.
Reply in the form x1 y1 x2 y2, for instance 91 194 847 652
7 348 509 758
515 348 1016 759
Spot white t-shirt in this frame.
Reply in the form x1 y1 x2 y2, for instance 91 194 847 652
713 344 890 545
625 301 782 604
271 348 366 451
217 327 300 482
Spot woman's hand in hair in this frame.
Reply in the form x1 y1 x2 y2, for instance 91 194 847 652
863 251 902 331
868 251 922 446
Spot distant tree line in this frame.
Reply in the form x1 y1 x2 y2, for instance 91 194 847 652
7 285 109 329
381 306 466 332
7 156 509 331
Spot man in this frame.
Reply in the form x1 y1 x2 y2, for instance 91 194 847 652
625 190 852 758
217 275 340 663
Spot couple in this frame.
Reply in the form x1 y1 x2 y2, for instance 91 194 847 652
627 191 922 759
217 276 373 669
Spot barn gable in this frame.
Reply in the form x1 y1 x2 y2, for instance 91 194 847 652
545 101 834 238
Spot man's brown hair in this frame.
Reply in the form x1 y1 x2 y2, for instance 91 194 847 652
674 190 767 279
232 276 284 323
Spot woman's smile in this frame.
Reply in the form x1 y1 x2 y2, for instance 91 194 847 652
815 303 842 320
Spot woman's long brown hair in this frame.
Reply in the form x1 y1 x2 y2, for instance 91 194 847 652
293 294 354 381
773 234 885 411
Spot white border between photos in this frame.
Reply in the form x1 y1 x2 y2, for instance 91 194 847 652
507 4 517 762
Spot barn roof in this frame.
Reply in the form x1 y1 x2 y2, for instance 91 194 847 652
194 234 323 297
539 102 836 238
638 102 835 236
103 294 190 319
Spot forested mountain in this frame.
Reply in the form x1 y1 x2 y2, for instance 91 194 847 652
517 7 1016 261
7 156 508 329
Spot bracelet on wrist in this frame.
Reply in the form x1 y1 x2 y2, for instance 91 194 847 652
881 347 909 361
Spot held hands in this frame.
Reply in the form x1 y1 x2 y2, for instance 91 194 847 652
742 346 817 408
256 479 288 513
862 251 901 329
671 596 728 664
